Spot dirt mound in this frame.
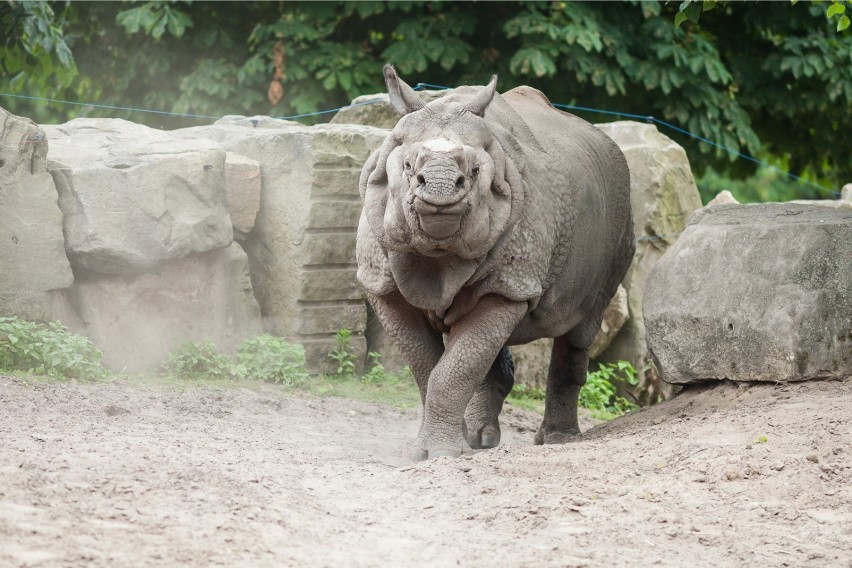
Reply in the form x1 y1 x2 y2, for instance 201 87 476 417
1 376 850 567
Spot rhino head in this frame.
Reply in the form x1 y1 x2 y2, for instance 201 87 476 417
360 65 526 262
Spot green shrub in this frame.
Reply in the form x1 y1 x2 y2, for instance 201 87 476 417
580 361 640 420
233 334 310 385
0 316 107 379
327 328 357 377
361 351 414 385
507 360 640 419
162 338 234 380
162 334 312 384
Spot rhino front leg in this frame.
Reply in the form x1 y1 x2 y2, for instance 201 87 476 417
463 347 514 449
535 336 588 445
416 296 527 460
368 290 443 405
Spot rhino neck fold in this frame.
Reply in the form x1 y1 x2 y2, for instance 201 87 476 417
387 250 481 313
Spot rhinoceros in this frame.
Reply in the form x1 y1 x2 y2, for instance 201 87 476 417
356 65 634 460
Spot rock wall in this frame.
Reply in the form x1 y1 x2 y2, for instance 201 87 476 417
176 117 388 373
10 98 844 387
0 108 75 324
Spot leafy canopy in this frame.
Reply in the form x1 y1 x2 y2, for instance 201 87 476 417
1 0 849 198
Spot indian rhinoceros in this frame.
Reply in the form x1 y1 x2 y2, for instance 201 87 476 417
356 65 635 460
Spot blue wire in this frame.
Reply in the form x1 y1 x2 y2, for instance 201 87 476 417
274 97 386 120
0 84 837 196
0 92 223 120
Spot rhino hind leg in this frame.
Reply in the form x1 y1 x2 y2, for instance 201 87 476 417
463 347 515 449
534 336 588 445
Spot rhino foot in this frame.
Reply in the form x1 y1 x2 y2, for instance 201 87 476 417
411 446 464 462
533 426 580 445
463 418 501 450
410 434 470 462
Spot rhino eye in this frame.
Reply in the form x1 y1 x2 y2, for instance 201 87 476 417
404 160 412 171
472 166 480 176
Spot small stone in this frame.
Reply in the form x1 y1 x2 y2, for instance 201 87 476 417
104 405 130 417
806 453 819 463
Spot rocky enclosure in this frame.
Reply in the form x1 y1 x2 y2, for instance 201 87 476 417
2 100 850 386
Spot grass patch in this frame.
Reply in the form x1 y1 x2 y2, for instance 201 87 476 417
295 370 421 409
2 318 640 418
159 330 420 409
507 384 545 414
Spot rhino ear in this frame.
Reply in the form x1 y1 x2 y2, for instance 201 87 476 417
465 75 498 117
383 64 425 115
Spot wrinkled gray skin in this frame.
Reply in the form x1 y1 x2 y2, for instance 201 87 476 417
356 65 634 461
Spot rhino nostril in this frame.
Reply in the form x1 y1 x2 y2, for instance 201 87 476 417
417 174 426 186
456 175 465 188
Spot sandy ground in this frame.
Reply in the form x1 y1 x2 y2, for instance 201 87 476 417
1 375 850 568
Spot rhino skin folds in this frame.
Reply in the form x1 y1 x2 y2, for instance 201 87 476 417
356 65 635 461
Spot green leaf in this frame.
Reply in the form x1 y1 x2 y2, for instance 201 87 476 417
827 3 846 18
166 12 189 38
150 15 168 40
674 11 689 28
838 15 850 31
685 3 702 24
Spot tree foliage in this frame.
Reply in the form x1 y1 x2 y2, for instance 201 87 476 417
1 0 849 197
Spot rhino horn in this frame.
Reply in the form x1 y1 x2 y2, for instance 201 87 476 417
465 75 498 117
383 64 425 115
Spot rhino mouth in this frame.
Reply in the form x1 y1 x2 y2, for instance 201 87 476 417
413 196 468 240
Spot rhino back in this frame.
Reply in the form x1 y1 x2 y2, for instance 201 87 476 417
489 86 632 343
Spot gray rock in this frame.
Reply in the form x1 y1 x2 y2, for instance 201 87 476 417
842 184 851 202
790 199 852 211
44 118 232 274
645 203 852 384
0 107 74 322
72 242 262 372
224 152 261 239
707 190 739 207
590 283 629 357
331 90 455 129
595 122 702 247
176 119 388 372
593 122 703 401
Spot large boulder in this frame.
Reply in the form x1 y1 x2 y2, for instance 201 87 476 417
593 122 704 402
224 151 261 240
0 107 75 322
176 118 388 372
330 90 455 129
44 118 233 275
511 285 628 388
645 203 852 384
790 198 852 211
72 242 262 372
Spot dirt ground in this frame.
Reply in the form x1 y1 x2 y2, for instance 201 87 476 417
1 375 850 567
